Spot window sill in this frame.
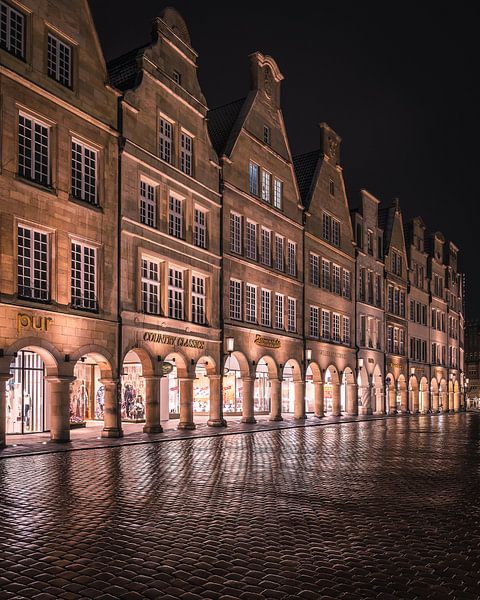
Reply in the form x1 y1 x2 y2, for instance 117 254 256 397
15 175 56 195
69 196 103 212
70 304 99 314
17 295 51 305
48 73 74 92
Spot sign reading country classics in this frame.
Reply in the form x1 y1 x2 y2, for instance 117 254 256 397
143 331 205 350
254 334 281 349
17 313 53 334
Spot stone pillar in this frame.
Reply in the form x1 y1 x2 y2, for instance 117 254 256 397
208 375 226 427
101 379 123 438
441 392 448 412
374 387 385 415
241 377 256 423
410 389 419 414
0 374 9 448
178 378 195 430
454 391 460 412
346 383 358 416
269 378 282 421
294 380 306 420
46 376 74 443
399 387 408 413
314 382 324 418
143 376 162 434
432 391 439 413
448 391 454 412
359 385 372 416
421 390 430 413
331 383 341 417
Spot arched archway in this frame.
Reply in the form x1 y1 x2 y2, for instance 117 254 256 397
439 378 448 412
409 375 419 413
324 365 340 416
305 361 321 414
372 365 383 414
254 356 278 415
342 367 356 415
193 356 216 416
397 374 407 413
357 364 370 416
70 350 113 426
223 351 249 416
163 351 189 418
385 373 396 414
120 348 155 422
419 377 429 413
281 358 301 414
431 378 439 412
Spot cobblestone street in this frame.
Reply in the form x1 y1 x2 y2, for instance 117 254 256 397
0 413 479 599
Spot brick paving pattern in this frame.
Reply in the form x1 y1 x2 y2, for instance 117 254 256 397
0 413 479 599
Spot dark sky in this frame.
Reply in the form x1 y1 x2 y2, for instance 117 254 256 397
89 1 479 318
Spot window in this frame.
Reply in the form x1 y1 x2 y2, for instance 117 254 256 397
367 230 373 255
47 33 72 87
392 251 402 276
332 219 340 246
180 132 193 176
360 315 366 346
310 253 319 286
263 125 271 145
387 285 393 313
287 241 296 276
332 313 341 342
17 225 49 301
71 241 96 311
321 309 330 340
359 268 366 301
393 327 399 354
387 326 393 353
275 235 284 271
275 293 284 329
230 279 241 320
168 268 184 320
249 161 259 195
322 213 331 241
393 288 399 315
71 140 97 205
273 178 282 209
159 117 173 163
343 270 351 299
322 259 330 290
356 223 363 249
245 221 257 260
0 1 24 58
287 298 296 333
194 208 207 249
375 274 382 307
400 291 406 318
246 284 257 323
310 306 319 338
367 270 373 303
399 329 405 356
173 70 182 85
230 212 242 254
333 264 341 294
329 179 335 196
343 316 351 345
168 196 183 238
18 114 50 186
141 257 160 315
192 274 206 324
261 227 271 266
261 170 271 203
261 289 271 327
377 235 383 259
140 180 156 228
410 300 415 321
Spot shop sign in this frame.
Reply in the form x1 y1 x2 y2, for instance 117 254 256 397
162 362 174 376
254 335 281 349
143 331 205 350
17 313 53 334
319 349 348 360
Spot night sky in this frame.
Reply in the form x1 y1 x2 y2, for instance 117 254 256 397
89 1 479 318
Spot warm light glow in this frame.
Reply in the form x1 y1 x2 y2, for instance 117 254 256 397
358 358 364 368
226 337 235 353
306 348 312 361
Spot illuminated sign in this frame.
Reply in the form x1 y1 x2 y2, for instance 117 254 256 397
143 331 205 350
254 335 281 349
17 313 53 334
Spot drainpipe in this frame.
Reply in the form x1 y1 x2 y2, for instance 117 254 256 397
218 157 226 426
116 95 125 433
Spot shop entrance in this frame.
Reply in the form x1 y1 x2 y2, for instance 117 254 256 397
6 350 45 434
193 358 210 415
223 354 243 415
254 359 271 414
305 365 315 413
120 350 146 422
324 366 339 415
70 356 104 427
281 360 296 414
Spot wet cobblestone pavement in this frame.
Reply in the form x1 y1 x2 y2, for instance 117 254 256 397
1 413 479 599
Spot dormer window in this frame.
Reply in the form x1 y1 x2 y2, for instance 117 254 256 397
173 70 182 85
263 125 271 145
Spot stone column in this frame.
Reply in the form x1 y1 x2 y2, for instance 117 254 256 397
46 376 75 443
101 379 123 438
359 385 372 416
269 378 282 421
241 377 256 424
454 391 460 412
314 382 324 418
331 383 341 417
421 390 430 413
346 383 358 416
208 375 226 427
294 380 306 420
448 391 454 412
432 391 439 412
178 378 195 430
399 387 408 413
441 392 448 412
410 389 419 414
374 387 385 415
0 374 10 448
143 376 162 434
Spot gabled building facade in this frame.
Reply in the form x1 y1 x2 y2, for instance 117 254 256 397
294 125 356 419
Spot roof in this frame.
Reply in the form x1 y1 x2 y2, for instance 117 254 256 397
207 98 245 156
107 45 147 91
292 150 320 208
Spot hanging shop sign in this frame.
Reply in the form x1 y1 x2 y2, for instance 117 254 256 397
162 362 174 376
16 313 53 334
254 335 281 349
142 331 205 350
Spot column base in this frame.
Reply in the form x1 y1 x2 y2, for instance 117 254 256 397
314 413 324 419
241 416 257 424
293 415 307 420
358 408 373 416
269 415 283 422
178 422 196 430
143 425 163 434
49 436 71 444
373 410 386 416
346 412 359 417
102 428 123 438
331 412 341 418
207 419 227 428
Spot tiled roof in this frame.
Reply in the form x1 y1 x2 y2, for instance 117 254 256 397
107 45 147 91
207 98 245 156
292 150 319 209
